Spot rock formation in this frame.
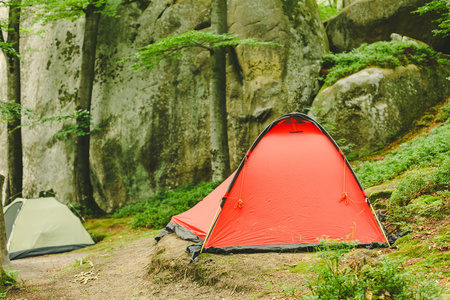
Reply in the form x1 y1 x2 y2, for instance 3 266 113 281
1 0 449 212
325 0 450 54
310 64 450 152
0 0 328 211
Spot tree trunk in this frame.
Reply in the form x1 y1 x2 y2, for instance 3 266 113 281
4 0 23 205
341 0 354 8
0 175 11 269
209 0 230 182
73 4 102 214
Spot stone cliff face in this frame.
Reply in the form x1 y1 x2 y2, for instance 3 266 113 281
325 0 450 54
0 0 328 211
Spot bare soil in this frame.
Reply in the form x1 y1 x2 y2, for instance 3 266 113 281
8 237 157 299
6 233 316 300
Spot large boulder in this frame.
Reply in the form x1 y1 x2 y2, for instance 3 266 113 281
226 0 328 164
310 64 450 152
0 0 328 212
325 0 450 54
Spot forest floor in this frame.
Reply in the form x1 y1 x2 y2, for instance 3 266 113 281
4 214 450 300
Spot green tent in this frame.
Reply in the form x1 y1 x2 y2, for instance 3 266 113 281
4 197 95 260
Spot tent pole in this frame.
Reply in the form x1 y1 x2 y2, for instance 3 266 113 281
200 205 222 254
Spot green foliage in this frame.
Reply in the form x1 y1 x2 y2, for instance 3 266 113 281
120 30 283 71
384 160 450 224
436 101 450 122
26 0 121 24
0 101 98 137
302 243 443 300
39 109 100 138
0 41 20 58
317 3 340 20
113 181 220 229
68 203 100 219
1 1 47 59
321 41 448 85
302 241 365 300
432 225 450 250
431 156 450 190
414 0 450 37
0 101 34 123
0 268 19 298
354 121 450 188
390 172 428 207
407 195 445 217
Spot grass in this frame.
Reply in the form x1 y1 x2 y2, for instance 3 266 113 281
389 232 450 280
84 218 159 253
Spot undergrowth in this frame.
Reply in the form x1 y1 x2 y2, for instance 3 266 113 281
317 2 340 20
113 181 220 229
354 101 450 188
321 41 450 86
300 242 443 299
0 268 19 298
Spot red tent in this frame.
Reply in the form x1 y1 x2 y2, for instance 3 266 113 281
156 113 389 258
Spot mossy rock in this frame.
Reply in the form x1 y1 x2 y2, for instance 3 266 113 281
368 190 393 209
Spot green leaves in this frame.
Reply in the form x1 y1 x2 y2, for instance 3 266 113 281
414 0 450 37
121 30 283 71
113 181 221 229
354 121 450 188
25 0 121 24
0 100 34 122
303 250 443 300
0 101 98 137
317 2 341 20
321 41 447 86
36 109 100 138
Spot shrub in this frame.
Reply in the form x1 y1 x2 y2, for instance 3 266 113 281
414 0 450 38
317 3 340 20
301 243 443 300
321 41 449 85
431 156 450 190
408 195 444 217
0 268 18 298
389 172 428 207
302 241 366 299
113 181 220 229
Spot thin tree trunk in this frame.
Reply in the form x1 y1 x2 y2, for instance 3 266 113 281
4 0 23 205
73 4 102 214
342 0 353 8
0 175 11 269
209 0 230 182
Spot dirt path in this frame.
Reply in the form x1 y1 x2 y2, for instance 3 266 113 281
7 236 258 300
6 233 312 300
8 237 156 299
11 252 88 281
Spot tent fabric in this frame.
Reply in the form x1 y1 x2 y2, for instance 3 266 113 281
4 197 95 260
156 113 389 258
